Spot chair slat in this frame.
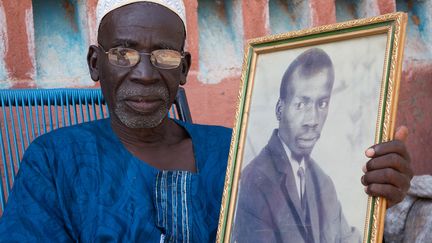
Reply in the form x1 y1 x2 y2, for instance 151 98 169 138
15 97 26 157
21 96 31 147
54 97 59 130
97 95 104 119
72 93 78 125
0 104 8 212
85 95 91 122
40 94 47 134
47 95 53 131
34 94 41 136
1 99 12 197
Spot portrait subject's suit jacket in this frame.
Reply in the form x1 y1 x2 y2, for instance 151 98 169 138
232 130 361 243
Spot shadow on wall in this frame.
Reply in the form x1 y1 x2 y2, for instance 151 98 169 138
32 0 92 87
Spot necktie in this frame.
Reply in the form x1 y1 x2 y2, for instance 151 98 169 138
297 166 314 243
297 166 306 211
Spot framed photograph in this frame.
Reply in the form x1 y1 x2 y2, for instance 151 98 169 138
217 12 407 243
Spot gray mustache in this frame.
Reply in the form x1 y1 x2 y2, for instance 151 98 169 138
117 84 169 100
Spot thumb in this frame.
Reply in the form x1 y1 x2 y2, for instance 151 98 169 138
394 125 408 142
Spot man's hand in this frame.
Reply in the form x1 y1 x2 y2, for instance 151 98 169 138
361 125 413 208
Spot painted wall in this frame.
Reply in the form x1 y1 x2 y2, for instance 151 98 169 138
32 0 91 87
0 1 8 86
0 0 431 174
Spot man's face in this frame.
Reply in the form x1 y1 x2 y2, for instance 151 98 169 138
278 68 333 158
94 3 189 128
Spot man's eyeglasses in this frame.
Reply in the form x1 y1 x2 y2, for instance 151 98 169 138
99 46 184 69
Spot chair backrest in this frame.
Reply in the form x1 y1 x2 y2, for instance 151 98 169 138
0 87 192 213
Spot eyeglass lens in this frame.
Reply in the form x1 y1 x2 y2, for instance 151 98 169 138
107 48 182 69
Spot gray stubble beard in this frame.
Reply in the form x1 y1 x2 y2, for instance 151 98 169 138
114 84 171 129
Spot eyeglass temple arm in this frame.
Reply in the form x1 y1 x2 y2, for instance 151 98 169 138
175 87 192 123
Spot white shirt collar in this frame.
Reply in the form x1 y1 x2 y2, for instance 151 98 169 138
278 131 306 199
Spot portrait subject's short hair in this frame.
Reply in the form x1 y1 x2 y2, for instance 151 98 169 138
279 48 335 101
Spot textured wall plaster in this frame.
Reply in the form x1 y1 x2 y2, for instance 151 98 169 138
183 0 199 72
197 0 243 84
269 0 311 34
3 0 34 82
397 0 432 61
242 0 269 40
310 0 336 26
25 8 36 81
32 0 92 87
397 61 432 174
0 2 9 88
396 0 432 174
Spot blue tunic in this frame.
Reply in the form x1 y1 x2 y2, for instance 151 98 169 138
0 119 231 242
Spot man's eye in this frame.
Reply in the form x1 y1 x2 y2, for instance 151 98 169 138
118 49 128 56
295 102 305 109
319 101 328 108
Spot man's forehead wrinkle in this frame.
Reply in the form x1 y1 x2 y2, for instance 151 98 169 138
110 31 182 48
109 38 180 51
99 23 184 50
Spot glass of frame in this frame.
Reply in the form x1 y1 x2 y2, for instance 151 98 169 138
217 12 407 243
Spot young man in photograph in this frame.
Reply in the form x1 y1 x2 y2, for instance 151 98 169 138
233 48 410 243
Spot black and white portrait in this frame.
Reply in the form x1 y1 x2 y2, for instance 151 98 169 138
232 34 388 242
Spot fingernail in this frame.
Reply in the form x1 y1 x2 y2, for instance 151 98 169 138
362 165 367 173
365 148 375 157
364 186 368 193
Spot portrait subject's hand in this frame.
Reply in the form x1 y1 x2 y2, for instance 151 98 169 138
361 125 413 208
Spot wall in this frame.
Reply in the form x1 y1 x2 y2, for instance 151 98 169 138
0 0 431 174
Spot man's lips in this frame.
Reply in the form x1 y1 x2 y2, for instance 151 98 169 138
296 135 319 148
123 96 164 114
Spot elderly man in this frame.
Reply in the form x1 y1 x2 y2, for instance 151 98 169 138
0 1 230 242
0 1 412 242
233 48 412 243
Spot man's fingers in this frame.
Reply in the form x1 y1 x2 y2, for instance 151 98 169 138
361 168 411 193
366 140 410 163
365 126 410 160
365 153 413 178
361 125 412 208
364 183 405 208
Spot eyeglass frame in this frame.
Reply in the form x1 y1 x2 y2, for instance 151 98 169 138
98 44 186 70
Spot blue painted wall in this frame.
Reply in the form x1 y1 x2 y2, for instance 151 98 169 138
198 0 244 84
396 0 432 60
269 0 310 34
32 0 91 87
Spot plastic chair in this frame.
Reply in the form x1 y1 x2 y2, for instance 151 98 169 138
0 87 192 213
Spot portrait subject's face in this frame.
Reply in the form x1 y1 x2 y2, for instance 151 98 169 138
278 68 333 158
95 3 189 129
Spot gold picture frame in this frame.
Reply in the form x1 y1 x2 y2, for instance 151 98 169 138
217 12 407 243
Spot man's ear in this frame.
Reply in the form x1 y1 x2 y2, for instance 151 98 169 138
87 45 100 82
275 99 283 121
179 52 191 85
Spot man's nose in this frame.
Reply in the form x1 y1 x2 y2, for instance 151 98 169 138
129 55 160 84
303 106 319 128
